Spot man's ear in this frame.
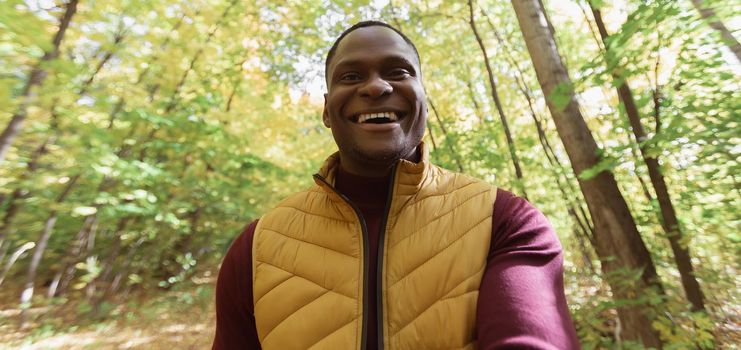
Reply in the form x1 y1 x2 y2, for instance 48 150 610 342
322 93 330 128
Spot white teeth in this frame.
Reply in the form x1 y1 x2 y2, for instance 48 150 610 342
358 112 399 123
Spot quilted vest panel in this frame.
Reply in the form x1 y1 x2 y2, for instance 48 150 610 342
252 151 493 350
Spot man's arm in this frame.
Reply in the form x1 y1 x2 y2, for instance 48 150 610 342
212 221 261 350
477 189 580 349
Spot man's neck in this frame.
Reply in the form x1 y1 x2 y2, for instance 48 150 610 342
338 147 421 178
335 166 391 207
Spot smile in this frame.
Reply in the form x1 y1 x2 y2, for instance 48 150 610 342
354 111 402 124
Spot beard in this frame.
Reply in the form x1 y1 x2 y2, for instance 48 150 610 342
347 138 420 167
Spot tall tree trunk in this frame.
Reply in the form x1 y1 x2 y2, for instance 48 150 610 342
0 46 113 244
479 6 595 250
19 174 80 327
65 3 236 281
0 0 79 164
50 4 235 301
16 7 191 303
468 0 528 199
511 0 663 346
520 69 597 274
1 20 123 248
591 5 706 312
690 0 741 62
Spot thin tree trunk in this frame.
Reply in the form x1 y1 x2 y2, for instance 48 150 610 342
468 0 528 199
29 8 192 301
55 4 234 299
0 135 52 243
47 270 63 298
139 0 237 160
0 54 110 245
171 0 237 111
0 0 78 164
1 18 123 246
569 207 597 274
511 0 663 346
425 123 438 153
61 5 230 279
591 5 706 313
691 0 741 62
427 96 465 172
109 236 145 295
78 27 128 95
629 141 655 203
0 242 35 287
0 241 8 270
55 215 99 297
86 217 129 299
19 174 80 327
224 48 252 113
225 79 241 113
465 80 485 124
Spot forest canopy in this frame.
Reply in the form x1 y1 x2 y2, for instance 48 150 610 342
0 0 739 348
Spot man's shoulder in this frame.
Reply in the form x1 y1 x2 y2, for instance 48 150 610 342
270 184 325 208
257 183 342 222
427 163 497 194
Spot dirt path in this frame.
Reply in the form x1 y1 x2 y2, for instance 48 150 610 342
1 308 214 350
0 288 216 350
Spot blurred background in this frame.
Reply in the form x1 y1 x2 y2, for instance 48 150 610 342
0 0 738 348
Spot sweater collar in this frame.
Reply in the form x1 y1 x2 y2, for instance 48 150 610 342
314 142 430 200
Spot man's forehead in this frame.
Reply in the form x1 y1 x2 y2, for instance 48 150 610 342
329 26 419 71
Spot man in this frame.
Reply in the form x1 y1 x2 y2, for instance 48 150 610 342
213 21 579 349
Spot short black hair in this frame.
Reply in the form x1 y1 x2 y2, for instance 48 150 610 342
324 20 420 84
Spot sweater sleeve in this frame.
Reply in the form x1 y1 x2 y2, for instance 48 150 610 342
476 189 580 349
212 220 261 350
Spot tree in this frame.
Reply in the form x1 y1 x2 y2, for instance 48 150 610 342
0 0 79 164
511 0 663 346
690 0 741 62
589 0 707 313
468 0 528 199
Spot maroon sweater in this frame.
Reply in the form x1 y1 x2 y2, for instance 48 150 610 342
213 168 579 349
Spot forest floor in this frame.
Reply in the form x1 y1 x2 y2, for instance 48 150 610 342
1 278 739 349
0 280 216 350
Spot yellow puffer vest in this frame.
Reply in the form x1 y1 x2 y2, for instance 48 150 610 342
252 147 495 349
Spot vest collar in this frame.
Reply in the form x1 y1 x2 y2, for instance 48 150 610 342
313 142 430 201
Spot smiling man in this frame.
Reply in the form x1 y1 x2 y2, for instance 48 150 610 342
212 21 579 350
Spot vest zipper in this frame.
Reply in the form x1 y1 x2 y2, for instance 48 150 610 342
376 163 396 350
313 174 370 350
315 163 397 350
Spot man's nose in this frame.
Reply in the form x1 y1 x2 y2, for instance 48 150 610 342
358 75 392 98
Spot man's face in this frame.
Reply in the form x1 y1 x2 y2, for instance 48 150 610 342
323 26 427 174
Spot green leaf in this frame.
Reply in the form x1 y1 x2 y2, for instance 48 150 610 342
578 154 619 180
548 82 574 112
72 206 98 216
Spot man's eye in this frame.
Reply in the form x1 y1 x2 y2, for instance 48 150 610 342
339 73 361 81
387 68 411 79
